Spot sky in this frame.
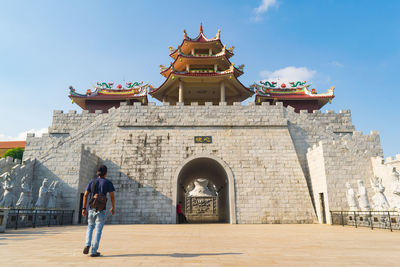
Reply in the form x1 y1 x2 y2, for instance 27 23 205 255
0 0 399 157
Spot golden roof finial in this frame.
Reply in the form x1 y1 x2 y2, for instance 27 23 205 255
216 29 220 39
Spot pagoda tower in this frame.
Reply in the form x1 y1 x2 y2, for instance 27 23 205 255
149 25 253 105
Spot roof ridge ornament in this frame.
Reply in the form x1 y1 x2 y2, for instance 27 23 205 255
200 23 203 33
184 29 188 39
216 29 220 39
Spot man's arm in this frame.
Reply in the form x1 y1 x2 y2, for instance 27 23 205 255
109 191 115 215
82 190 89 217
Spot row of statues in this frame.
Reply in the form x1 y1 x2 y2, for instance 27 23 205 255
346 168 400 211
0 173 60 209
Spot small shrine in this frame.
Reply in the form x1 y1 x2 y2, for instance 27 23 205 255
251 81 335 113
69 82 151 113
149 24 253 105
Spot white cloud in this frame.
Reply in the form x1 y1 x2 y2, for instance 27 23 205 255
253 0 278 21
329 61 344 67
0 128 48 141
260 66 316 83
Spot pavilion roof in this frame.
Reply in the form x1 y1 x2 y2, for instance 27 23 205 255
251 81 335 107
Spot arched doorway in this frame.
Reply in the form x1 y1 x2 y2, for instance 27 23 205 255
173 155 236 224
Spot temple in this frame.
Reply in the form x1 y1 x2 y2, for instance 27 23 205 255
251 81 335 113
69 82 150 113
149 24 253 105
4 24 397 227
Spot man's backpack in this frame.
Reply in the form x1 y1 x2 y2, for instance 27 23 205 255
89 178 107 211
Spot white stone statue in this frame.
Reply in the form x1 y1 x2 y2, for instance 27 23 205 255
35 178 49 208
0 172 16 208
46 181 59 209
188 178 216 197
389 167 400 211
345 182 358 211
357 180 371 211
370 176 390 211
392 168 400 195
16 176 33 208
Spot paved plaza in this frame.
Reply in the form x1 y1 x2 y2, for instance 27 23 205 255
1 224 400 266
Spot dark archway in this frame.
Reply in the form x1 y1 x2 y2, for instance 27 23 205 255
176 157 231 223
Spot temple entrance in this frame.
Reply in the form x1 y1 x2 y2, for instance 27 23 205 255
175 156 235 224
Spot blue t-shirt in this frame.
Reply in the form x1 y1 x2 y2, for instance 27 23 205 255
85 177 115 198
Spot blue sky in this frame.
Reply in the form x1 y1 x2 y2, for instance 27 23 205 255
0 0 399 157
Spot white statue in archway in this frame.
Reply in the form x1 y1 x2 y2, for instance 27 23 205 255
357 180 370 211
0 172 16 208
188 178 215 197
35 178 49 208
345 182 358 211
370 176 390 211
16 176 33 208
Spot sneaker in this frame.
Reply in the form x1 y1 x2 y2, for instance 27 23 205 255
83 246 90 254
90 252 101 257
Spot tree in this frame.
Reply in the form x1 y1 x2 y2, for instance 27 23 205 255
2 147 24 161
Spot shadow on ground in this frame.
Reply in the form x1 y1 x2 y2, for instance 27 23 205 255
103 252 243 258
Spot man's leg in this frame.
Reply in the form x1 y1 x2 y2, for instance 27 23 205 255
91 211 106 255
85 210 95 247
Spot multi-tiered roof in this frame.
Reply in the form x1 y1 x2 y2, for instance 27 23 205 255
149 24 253 105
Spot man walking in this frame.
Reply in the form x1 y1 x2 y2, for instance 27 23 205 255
82 165 115 257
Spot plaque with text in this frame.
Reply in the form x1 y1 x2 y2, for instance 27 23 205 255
194 136 212 143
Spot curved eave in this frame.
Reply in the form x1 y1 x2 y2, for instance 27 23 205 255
160 53 242 78
150 71 253 99
69 94 147 100
175 37 224 55
256 94 334 100
170 47 234 60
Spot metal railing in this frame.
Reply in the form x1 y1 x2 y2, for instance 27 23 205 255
330 210 400 232
4 209 74 230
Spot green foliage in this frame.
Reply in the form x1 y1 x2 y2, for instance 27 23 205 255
2 147 24 161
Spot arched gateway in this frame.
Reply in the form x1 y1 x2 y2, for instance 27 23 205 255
173 155 236 224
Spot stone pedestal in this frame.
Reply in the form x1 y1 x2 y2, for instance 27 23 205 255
0 209 9 233
185 196 218 223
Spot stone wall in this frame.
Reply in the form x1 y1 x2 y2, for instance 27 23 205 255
285 107 356 209
306 131 382 223
48 110 99 134
22 101 386 224
23 102 321 224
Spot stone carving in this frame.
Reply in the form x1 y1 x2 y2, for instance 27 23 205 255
16 176 33 208
392 168 400 195
188 179 215 197
345 182 358 211
389 167 400 211
35 178 49 208
0 173 16 208
46 181 59 209
357 180 371 211
370 176 390 211
190 197 215 214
